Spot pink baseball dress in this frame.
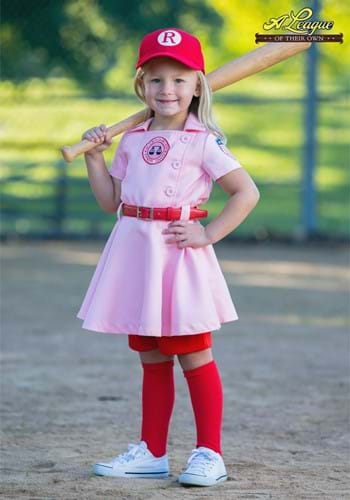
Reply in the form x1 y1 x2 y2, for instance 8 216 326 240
76 112 243 337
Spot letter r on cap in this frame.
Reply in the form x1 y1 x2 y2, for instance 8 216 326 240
157 30 181 46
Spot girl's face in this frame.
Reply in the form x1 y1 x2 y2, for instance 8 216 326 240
141 58 201 119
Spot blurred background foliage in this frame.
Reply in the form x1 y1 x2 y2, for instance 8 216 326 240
1 0 348 93
0 0 349 240
1 0 223 93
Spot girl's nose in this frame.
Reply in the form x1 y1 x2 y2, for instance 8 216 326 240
160 81 174 94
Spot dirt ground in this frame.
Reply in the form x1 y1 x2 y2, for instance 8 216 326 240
1 240 349 499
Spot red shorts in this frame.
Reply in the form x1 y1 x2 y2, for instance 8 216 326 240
128 332 212 356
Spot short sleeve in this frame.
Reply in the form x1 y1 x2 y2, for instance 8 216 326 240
109 133 128 180
202 133 243 181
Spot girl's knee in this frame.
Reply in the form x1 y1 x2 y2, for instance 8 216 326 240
177 347 213 371
139 349 174 364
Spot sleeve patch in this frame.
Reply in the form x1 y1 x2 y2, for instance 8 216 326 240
215 137 236 159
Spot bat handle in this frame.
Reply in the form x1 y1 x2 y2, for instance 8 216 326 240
61 139 97 163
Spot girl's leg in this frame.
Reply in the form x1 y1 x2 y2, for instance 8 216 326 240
139 349 175 458
178 348 224 455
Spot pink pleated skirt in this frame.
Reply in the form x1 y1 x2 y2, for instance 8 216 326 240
76 215 238 337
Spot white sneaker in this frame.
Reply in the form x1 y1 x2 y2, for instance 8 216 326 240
92 441 169 479
178 446 227 486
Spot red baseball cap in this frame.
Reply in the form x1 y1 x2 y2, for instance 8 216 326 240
135 28 205 73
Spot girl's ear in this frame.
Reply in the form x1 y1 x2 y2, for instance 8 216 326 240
139 75 146 94
194 83 201 97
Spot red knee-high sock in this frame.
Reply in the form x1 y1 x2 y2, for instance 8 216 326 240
141 360 175 458
183 360 223 455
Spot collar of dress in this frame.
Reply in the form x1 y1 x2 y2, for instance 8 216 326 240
127 112 207 133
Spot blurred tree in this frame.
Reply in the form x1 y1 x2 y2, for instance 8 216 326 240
1 0 222 93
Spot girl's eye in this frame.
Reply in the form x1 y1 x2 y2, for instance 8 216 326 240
149 78 184 83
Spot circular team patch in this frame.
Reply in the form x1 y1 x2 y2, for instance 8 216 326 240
142 137 170 165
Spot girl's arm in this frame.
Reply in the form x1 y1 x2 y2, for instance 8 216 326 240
82 124 120 214
84 151 119 213
205 168 260 245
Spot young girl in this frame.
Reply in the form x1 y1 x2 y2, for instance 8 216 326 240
77 27 259 487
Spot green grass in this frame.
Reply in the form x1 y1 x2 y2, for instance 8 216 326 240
0 75 349 239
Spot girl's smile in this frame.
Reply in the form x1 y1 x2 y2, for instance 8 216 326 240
157 99 179 103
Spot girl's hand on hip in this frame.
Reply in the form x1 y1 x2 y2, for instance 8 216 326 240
162 221 211 249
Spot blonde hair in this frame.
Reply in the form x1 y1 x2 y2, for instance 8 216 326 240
133 64 227 143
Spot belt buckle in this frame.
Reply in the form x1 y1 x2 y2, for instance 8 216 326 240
136 206 142 219
137 206 154 221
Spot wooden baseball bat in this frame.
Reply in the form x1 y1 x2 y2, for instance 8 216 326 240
61 41 311 162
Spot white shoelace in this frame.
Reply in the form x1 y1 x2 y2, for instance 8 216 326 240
112 442 147 464
186 449 218 474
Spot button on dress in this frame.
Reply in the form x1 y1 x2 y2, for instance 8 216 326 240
76 112 243 337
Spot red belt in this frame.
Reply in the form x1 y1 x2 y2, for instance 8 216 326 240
121 203 208 221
